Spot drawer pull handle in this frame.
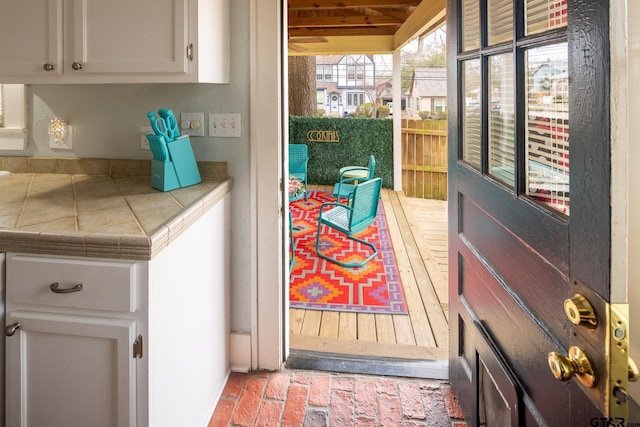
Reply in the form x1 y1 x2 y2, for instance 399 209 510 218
50 282 83 294
5 322 21 337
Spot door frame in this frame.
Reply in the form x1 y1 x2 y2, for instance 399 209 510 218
611 0 640 403
249 0 285 370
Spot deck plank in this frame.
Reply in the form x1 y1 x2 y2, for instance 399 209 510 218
319 311 340 338
381 189 436 347
388 191 449 349
357 313 377 341
338 312 357 340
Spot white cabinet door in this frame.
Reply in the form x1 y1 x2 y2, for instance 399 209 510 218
0 0 63 77
71 0 189 75
5 311 137 427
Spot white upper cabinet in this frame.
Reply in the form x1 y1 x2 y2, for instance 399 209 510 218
0 0 229 83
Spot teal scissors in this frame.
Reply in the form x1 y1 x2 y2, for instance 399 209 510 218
158 108 180 140
147 109 180 142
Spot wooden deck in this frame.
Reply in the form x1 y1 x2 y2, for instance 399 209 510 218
289 187 449 361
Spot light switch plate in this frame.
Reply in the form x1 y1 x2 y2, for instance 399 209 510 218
209 113 241 138
180 113 205 137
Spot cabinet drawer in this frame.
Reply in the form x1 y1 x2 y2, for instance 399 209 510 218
7 254 138 313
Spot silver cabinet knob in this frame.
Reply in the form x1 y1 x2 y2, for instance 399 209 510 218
71 62 83 70
43 63 55 71
5 322 21 337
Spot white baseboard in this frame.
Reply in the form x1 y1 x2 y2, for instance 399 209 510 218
230 332 251 372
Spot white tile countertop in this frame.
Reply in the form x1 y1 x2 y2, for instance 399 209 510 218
0 158 231 260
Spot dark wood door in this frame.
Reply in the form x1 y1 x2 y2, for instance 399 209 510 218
447 0 637 425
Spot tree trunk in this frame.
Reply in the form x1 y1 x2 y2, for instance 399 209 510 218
288 56 317 117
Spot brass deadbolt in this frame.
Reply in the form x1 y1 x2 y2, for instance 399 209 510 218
564 294 597 329
548 346 597 388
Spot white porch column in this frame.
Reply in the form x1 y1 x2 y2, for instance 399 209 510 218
392 50 402 192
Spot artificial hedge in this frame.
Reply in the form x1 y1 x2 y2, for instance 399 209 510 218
288 116 393 188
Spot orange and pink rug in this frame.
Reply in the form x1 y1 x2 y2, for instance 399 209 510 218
289 190 407 314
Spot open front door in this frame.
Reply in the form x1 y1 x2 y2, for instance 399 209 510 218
447 0 638 424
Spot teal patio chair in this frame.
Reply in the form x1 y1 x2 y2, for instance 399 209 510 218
332 154 375 202
289 144 309 200
316 177 382 268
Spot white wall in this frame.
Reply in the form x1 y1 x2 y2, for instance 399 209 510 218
5 0 254 336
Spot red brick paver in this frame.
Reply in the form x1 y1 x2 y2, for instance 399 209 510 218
209 369 467 427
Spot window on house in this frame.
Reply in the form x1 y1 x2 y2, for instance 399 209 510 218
347 67 355 80
434 99 447 113
0 84 27 150
347 93 365 107
316 65 333 82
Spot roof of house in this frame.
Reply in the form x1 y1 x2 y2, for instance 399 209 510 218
409 68 447 98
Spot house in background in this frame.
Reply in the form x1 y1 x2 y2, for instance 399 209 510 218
316 55 377 117
405 68 447 118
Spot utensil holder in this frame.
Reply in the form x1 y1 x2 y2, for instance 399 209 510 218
150 135 201 191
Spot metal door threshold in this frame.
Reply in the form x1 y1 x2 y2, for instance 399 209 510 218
285 349 448 380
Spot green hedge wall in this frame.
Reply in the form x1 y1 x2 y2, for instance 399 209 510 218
288 116 393 188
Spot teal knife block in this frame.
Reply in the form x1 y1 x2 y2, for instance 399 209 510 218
151 135 201 192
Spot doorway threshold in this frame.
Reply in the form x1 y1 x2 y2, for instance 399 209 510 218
285 349 448 380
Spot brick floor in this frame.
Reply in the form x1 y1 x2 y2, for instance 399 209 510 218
209 370 467 427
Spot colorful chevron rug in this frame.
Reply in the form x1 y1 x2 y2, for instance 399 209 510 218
289 190 408 314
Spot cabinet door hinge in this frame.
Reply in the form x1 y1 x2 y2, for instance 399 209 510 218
186 43 194 61
133 334 143 359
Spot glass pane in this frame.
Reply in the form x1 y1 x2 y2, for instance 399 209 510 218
462 59 481 169
462 0 480 51
526 0 567 35
526 43 569 215
488 0 513 45
488 54 515 187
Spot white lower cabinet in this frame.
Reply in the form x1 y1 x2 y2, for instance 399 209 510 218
3 194 231 427
5 311 137 427
4 254 141 427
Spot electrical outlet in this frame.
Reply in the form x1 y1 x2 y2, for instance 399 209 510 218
49 125 73 150
180 113 205 137
141 127 153 149
209 113 241 138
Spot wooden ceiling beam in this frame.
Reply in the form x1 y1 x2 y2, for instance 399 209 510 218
288 0 420 10
393 0 446 49
289 26 396 37
288 15 404 28
288 35 395 56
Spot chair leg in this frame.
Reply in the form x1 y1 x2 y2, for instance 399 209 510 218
289 211 295 273
315 223 378 268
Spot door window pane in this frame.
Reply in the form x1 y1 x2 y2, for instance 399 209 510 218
462 0 480 51
525 43 569 215
462 59 481 169
488 0 513 45
526 0 567 35
488 54 515 187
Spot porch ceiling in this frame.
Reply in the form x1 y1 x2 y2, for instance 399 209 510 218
287 0 447 56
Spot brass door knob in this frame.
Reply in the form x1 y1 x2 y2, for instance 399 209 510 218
564 294 597 328
548 346 597 387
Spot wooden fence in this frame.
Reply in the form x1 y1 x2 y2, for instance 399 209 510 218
401 119 448 200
